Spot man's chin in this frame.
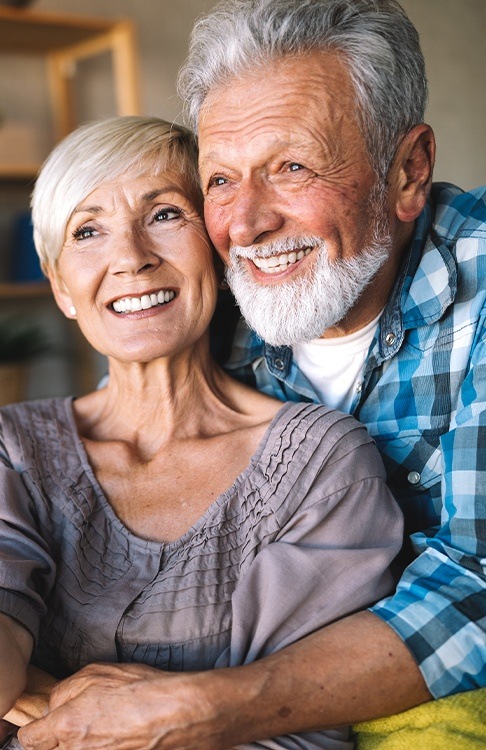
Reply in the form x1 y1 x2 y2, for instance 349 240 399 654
242 312 334 347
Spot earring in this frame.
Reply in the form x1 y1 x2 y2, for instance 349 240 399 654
69 306 77 316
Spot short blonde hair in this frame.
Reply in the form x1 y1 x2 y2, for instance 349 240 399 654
31 116 200 277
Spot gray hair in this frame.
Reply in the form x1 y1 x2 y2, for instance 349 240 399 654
31 116 200 277
178 0 428 179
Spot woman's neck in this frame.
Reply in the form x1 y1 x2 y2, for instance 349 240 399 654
73 349 252 459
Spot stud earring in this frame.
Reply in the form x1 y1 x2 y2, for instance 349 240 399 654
69 306 77 316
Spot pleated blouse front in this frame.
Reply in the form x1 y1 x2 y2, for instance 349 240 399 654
0 397 402 682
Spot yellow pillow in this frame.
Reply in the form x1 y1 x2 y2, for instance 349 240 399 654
352 688 486 749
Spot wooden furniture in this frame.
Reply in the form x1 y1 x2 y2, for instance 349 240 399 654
0 5 140 141
0 6 142 395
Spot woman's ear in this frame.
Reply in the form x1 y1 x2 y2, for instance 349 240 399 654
47 271 77 319
391 124 436 223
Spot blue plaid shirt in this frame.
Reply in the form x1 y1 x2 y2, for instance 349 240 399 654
224 183 486 699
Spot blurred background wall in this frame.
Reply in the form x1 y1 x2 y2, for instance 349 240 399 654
0 0 484 400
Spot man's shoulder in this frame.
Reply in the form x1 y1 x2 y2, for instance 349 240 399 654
431 182 486 243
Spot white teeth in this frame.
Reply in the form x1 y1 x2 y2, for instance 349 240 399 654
112 290 175 314
252 247 312 274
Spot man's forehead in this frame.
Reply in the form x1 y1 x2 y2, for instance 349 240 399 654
198 51 355 141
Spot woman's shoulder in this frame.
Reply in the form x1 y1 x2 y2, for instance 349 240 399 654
270 401 373 449
262 401 386 487
0 396 76 461
0 395 73 427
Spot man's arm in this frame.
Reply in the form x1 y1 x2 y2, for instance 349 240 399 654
18 611 430 750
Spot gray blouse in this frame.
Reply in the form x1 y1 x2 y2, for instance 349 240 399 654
0 398 403 749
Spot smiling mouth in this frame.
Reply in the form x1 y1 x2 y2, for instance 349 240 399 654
111 289 176 314
251 247 312 274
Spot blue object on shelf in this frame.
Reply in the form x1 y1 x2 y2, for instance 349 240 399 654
10 212 44 283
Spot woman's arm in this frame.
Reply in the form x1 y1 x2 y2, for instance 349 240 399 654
0 613 32 718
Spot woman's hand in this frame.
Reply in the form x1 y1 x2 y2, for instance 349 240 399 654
0 614 32 720
4 665 58 727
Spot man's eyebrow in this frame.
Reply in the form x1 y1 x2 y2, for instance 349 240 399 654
199 140 307 169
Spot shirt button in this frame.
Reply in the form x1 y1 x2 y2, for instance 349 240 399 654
356 382 362 393
407 471 421 485
385 332 396 346
274 358 285 370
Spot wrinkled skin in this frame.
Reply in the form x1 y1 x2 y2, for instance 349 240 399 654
18 663 231 750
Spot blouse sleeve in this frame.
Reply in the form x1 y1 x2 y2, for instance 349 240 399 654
0 435 56 642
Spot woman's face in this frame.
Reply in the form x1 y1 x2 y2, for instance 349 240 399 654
51 171 218 362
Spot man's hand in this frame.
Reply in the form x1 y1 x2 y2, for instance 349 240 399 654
17 662 231 750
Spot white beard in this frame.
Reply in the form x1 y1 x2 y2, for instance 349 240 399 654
226 217 392 346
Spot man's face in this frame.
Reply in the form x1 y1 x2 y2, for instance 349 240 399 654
198 52 397 342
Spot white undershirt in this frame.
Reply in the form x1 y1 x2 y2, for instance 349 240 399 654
293 310 383 413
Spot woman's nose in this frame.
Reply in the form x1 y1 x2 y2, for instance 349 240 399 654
110 229 161 275
228 178 284 248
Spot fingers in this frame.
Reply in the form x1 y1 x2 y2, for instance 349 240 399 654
47 663 143 711
18 713 59 750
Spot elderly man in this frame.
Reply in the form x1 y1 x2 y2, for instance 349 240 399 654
179 0 486 741
15 1 485 749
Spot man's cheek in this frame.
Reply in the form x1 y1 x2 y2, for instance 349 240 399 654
204 205 231 260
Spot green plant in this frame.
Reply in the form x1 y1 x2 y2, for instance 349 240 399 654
0 315 50 364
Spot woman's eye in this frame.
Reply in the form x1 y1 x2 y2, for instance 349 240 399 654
72 225 97 241
153 207 182 222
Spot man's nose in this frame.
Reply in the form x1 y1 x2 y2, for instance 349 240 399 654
111 229 161 275
228 178 283 247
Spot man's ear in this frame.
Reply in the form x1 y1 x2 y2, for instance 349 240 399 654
391 124 436 223
47 271 77 319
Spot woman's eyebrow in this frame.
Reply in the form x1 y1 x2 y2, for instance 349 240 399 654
141 186 188 202
72 203 103 216
72 186 189 215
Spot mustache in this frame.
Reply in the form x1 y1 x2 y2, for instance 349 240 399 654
229 236 324 261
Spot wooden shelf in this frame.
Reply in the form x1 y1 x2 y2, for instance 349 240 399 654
0 6 141 140
0 281 51 299
0 7 123 54
0 164 39 181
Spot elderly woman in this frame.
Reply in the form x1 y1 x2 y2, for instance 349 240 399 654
0 116 402 750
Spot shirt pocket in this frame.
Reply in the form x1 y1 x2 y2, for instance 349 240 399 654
373 430 443 533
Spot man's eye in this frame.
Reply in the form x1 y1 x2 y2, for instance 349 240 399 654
210 176 227 187
72 226 97 241
153 207 182 222
288 163 304 172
